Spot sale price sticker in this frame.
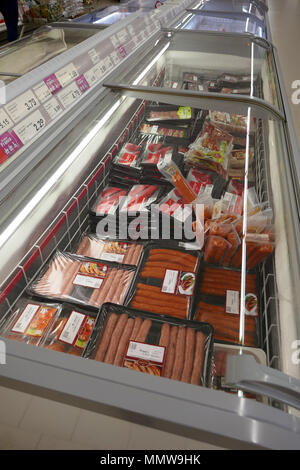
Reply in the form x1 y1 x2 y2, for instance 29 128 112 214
75 75 90 94
0 130 23 158
44 74 62 95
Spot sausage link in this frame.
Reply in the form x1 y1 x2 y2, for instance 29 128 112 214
181 328 195 383
104 314 128 364
114 318 135 366
171 327 186 381
163 326 178 378
134 319 152 342
190 331 206 385
94 313 119 362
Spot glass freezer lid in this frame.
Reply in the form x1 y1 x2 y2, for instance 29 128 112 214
0 25 98 84
105 31 283 120
177 11 265 37
73 5 148 26
191 0 265 22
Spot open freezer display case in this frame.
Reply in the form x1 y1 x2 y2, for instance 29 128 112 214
0 4 299 450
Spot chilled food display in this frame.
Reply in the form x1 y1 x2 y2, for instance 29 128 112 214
84 303 214 386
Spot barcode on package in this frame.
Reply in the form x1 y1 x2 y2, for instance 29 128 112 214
226 290 239 314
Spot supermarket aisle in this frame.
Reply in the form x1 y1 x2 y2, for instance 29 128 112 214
268 0 300 148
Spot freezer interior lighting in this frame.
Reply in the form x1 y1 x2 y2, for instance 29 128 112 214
0 99 123 250
132 42 170 85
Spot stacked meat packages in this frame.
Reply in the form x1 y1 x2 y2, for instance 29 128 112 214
1 94 274 398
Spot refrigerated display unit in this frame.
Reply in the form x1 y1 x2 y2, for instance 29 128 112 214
172 0 266 37
0 1 299 450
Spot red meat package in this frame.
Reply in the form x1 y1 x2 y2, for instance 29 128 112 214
92 186 128 216
141 142 173 166
186 168 213 196
120 185 162 215
159 189 193 223
114 143 142 168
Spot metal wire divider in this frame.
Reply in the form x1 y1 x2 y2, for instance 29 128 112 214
254 118 281 379
0 100 147 324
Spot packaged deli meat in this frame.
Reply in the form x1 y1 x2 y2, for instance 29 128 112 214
84 303 214 387
209 111 255 136
139 123 191 142
28 251 135 310
119 184 165 216
75 234 144 266
126 244 202 319
0 298 62 346
184 121 233 177
40 303 97 356
145 105 195 124
113 143 143 169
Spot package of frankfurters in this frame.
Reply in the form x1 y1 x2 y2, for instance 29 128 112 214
139 122 191 143
145 105 195 124
27 251 136 310
39 302 97 356
194 294 260 348
83 302 214 387
125 242 203 320
0 298 62 346
75 233 146 267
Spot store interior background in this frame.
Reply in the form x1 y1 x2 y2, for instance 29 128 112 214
0 0 299 450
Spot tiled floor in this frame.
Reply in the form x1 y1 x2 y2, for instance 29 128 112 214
0 0 299 450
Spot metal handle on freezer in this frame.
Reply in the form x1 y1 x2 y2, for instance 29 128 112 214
225 355 300 410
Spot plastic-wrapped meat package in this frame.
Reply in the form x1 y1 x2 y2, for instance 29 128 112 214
186 168 227 199
127 245 201 319
40 303 97 356
84 303 214 387
139 123 190 141
76 234 144 266
113 143 142 169
120 185 163 215
184 121 233 177
141 142 173 167
91 186 128 217
158 189 191 224
0 298 62 346
28 251 136 309
145 105 194 123
209 111 255 136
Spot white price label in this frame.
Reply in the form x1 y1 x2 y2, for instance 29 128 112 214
12 304 39 334
33 81 52 103
56 63 78 87
226 290 239 315
103 56 113 71
111 34 118 48
88 48 100 65
162 269 179 294
117 28 128 44
110 51 121 66
44 97 63 120
84 65 102 87
127 341 165 363
73 274 104 289
13 110 46 145
58 82 82 108
100 252 124 263
0 108 13 132
5 90 40 123
59 311 86 345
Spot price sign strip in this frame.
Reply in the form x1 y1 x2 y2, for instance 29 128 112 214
0 12 162 166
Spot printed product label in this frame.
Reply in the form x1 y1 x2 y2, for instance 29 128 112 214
73 262 108 289
0 130 23 157
88 48 100 65
56 63 78 87
33 81 52 103
57 82 81 108
44 74 62 95
245 293 258 316
44 97 63 120
75 75 90 94
12 304 58 337
177 106 192 119
0 109 13 132
74 316 95 349
119 152 137 166
13 110 46 144
162 269 195 296
100 241 128 263
59 311 86 345
123 341 165 376
226 290 239 314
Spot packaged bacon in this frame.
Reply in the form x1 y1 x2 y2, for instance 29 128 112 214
126 243 202 319
76 233 144 266
84 303 214 387
27 251 136 310
40 303 97 356
0 298 62 346
91 186 128 217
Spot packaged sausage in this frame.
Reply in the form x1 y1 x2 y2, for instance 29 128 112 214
230 148 254 169
204 236 231 265
0 298 62 346
184 121 233 177
145 105 195 124
126 243 202 319
195 298 259 348
84 302 214 387
91 186 128 217
27 251 136 310
75 233 144 266
40 303 97 356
